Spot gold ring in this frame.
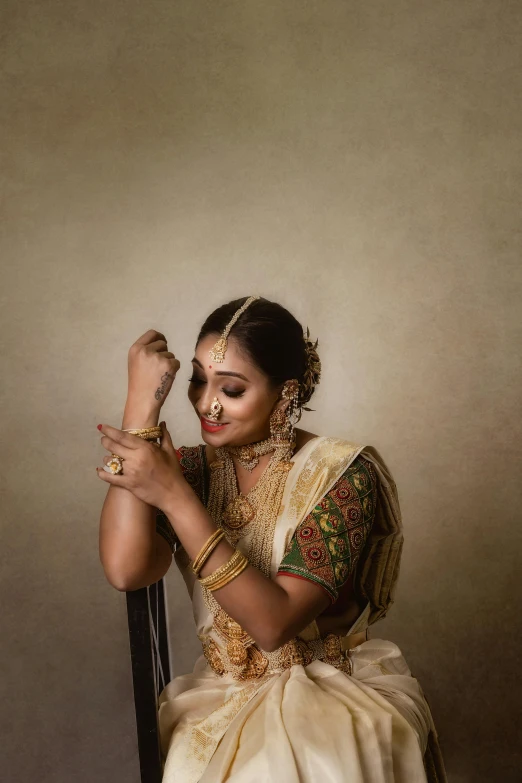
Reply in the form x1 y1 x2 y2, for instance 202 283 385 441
104 454 124 474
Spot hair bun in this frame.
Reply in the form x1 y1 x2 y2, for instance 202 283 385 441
299 326 321 409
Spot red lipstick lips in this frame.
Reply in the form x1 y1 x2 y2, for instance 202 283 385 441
200 417 229 433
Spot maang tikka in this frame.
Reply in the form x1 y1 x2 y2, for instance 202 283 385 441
209 295 260 363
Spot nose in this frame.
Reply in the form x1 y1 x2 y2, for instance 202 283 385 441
196 387 220 419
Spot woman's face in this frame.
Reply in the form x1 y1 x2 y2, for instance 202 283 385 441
187 333 288 446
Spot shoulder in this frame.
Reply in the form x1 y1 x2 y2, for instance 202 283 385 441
294 427 320 451
311 453 377 530
339 453 376 485
294 433 374 481
332 454 378 508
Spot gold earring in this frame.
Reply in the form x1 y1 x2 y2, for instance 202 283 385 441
269 379 300 445
206 397 223 421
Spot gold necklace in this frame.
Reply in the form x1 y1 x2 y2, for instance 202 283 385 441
209 431 296 548
200 433 296 676
225 436 277 471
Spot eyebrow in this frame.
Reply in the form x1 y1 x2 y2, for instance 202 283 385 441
191 357 250 382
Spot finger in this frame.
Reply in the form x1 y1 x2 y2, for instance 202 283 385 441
134 330 167 345
159 421 175 451
159 351 177 359
100 435 138 457
98 423 144 451
147 339 169 352
95 466 126 485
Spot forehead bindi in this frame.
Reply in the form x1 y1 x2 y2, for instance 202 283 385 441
191 354 252 382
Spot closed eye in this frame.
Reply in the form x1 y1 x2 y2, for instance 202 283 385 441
188 376 244 398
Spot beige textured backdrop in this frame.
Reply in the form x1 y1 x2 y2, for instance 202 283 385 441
2 1 521 781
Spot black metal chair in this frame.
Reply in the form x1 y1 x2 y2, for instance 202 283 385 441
126 579 171 783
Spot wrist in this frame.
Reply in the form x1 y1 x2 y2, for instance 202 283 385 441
122 403 160 429
162 482 202 525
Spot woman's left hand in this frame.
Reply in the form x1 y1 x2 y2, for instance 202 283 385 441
95 421 185 510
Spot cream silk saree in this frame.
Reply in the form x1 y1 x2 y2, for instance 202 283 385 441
158 436 447 782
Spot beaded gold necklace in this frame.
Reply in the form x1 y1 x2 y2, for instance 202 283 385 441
201 432 296 626
225 436 276 471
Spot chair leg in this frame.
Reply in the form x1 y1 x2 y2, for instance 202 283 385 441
126 586 163 783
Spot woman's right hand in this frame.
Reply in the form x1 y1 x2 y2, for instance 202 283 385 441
126 329 180 413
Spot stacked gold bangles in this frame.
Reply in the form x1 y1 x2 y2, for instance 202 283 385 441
104 426 162 475
191 530 249 592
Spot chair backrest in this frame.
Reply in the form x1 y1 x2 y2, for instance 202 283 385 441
126 579 171 783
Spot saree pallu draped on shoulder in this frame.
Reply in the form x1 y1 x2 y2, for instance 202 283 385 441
158 437 447 782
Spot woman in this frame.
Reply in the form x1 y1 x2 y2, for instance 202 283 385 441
98 295 447 782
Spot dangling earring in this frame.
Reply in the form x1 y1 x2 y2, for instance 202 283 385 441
269 379 300 446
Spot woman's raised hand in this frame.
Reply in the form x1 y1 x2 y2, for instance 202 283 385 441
126 329 180 413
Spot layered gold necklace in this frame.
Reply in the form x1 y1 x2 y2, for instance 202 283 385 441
202 432 297 635
207 432 296 555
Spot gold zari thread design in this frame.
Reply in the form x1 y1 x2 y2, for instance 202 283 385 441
186 677 266 769
288 437 361 519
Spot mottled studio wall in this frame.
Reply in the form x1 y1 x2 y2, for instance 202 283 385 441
1 1 521 781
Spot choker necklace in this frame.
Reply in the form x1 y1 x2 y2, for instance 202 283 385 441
225 436 277 471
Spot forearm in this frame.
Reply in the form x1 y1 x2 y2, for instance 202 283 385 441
98 403 161 589
163 490 295 652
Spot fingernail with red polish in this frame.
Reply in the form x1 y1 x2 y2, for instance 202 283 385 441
97 424 102 430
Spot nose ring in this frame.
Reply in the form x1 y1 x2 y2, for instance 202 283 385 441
206 397 223 421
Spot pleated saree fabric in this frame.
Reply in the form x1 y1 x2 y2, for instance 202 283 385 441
156 437 447 782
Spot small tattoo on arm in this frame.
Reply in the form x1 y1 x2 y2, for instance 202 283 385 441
155 372 172 401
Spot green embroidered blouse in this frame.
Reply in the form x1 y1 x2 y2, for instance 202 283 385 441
276 456 377 602
155 446 377 604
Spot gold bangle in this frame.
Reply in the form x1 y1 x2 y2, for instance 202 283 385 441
206 556 249 592
127 432 162 440
122 428 162 447
203 555 249 592
199 548 244 587
192 530 225 574
191 529 225 575
199 549 248 589
123 427 162 435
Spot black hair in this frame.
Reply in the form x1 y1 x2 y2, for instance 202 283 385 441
195 296 317 407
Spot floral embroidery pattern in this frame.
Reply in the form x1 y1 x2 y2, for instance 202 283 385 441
277 456 377 602
155 445 206 553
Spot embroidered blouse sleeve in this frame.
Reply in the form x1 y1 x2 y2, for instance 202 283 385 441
155 446 206 554
277 455 377 603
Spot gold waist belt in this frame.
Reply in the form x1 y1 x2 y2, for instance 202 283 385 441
199 630 368 681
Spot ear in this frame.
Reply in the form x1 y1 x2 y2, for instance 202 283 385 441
273 397 290 414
